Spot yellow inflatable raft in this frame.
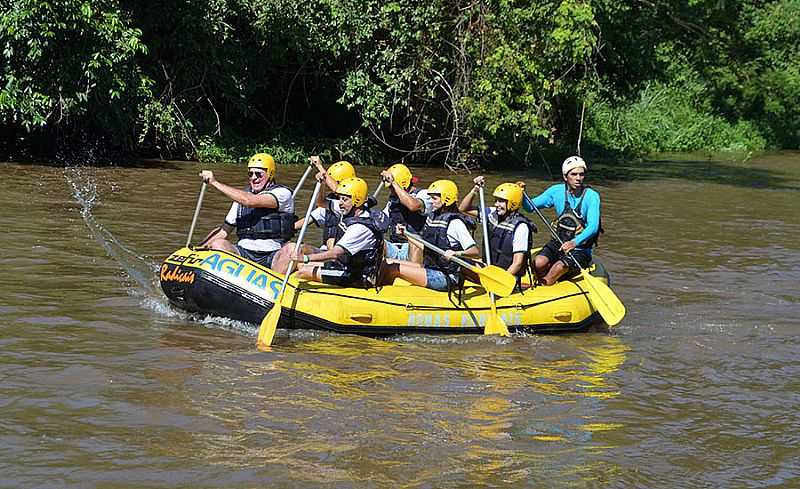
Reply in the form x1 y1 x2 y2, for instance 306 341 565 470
160 247 613 334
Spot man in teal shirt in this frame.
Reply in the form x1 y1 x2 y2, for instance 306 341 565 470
522 156 601 285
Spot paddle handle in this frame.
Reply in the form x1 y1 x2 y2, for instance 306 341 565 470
372 181 383 199
186 182 207 248
274 181 322 299
292 164 314 199
477 187 493 267
478 186 499 304
524 192 584 270
405 231 478 272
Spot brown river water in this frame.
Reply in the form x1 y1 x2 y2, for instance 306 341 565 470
1 153 799 488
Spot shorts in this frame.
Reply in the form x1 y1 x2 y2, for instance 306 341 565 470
385 241 410 261
318 262 366 288
235 245 279 268
425 268 458 292
537 238 592 276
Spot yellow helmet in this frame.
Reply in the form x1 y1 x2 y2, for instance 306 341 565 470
386 163 413 189
427 179 459 206
336 177 369 207
327 160 356 183
248 153 276 179
493 182 524 211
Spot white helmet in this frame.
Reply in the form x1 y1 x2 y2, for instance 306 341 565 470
562 156 587 176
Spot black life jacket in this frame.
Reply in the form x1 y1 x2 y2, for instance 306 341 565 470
422 211 475 278
322 195 342 245
387 188 427 242
552 184 602 248
323 193 379 245
335 209 390 286
236 183 296 241
488 211 536 273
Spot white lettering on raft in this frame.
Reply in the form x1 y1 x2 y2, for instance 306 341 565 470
407 312 523 327
200 252 282 299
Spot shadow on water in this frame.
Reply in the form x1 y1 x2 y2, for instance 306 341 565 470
588 151 800 191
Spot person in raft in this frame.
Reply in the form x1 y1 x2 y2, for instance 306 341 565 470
379 163 431 263
380 180 479 291
288 177 390 288
272 158 357 271
458 176 536 286
521 155 601 285
199 153 295 270
294 156 357 249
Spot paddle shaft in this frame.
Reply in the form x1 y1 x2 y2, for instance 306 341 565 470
186 182 207 248
372 182 383 199
478 187 493 267
405 231 479 272
274 181 322 301
292 164 314 199
479 186 510 336
478 186 498 297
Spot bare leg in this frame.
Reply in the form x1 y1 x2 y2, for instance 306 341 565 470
407 243 423 264
208 237 239 254
541 260 569 286
533 254 552 279
295 263 315 280
199 226 223 247
296 262 326 281
380 261 428 287
272 242 319 273
270 242 295 274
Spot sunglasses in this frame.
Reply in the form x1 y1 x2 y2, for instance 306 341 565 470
248 170 265 178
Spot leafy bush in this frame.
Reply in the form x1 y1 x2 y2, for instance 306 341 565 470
586 82 766 155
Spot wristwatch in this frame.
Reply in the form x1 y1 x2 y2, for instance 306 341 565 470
303 255 310 264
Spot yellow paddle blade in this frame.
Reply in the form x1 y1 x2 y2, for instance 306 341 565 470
475 265 517 297
578 270 626 326
256 302 281 348
483 296 510 336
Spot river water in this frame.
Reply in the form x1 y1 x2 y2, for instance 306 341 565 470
1 152 799 488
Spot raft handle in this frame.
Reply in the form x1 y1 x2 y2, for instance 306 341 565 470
553 311 573 322
349 313 373 323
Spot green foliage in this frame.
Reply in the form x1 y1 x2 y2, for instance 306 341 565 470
196 135 311 165
2 0 800 161
0 0 151 139
586 82 766 155
195 132 392 166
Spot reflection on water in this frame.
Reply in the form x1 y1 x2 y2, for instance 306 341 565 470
1 153 799 487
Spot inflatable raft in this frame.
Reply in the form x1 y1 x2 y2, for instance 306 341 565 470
160 247 614 335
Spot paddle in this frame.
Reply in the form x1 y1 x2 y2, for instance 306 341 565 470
291 162 314 199
524 193 626 326
256 180 323 348
405 231 517 297
478 185 510 336
373 180 384 199
186 182 207 248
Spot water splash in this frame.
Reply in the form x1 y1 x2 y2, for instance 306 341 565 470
63 166 162 300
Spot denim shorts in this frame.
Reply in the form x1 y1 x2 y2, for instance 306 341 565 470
425 268 456 291
235 245 278 268
385 241 410 261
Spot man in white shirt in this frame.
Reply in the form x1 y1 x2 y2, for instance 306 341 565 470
459 176 535 281
199 153 295 270
381 180 480 291
289 177 389 288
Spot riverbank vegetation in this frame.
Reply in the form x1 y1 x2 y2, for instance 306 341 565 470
2 0 798 166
